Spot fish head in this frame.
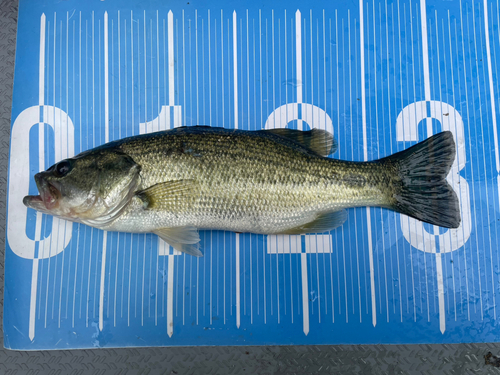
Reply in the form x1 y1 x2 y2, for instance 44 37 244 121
23 149 141 226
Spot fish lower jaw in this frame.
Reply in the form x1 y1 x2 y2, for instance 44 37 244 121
22 194 54 213
23 194 42 207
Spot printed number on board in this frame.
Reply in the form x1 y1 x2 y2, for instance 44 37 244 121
8 105 74 259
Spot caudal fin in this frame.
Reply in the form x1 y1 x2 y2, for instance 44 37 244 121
384 131 461 229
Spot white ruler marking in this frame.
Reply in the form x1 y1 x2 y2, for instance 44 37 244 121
359 0 377 327
99 11 109 332
233 11 241 329
301 253 309 336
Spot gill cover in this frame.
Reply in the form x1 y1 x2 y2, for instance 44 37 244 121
79 150 141 227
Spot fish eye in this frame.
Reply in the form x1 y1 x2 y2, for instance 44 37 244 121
54 160 72 177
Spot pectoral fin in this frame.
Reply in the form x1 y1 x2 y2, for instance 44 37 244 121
154 226 203 257
280 210 347 235
137 180 198 210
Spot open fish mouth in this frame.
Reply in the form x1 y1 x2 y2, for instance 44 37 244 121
23 173 61 211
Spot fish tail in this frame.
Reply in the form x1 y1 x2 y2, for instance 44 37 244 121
383 131 461 228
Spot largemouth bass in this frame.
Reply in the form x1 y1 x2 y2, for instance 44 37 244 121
23 126 460 257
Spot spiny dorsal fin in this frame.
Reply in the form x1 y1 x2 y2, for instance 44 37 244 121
280 210 347 235
154 227 203 257
260 128 337 156
136 180 198 210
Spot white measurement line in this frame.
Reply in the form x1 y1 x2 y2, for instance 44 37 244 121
341 17 349 322
351 12 362 322
104 12 109 143
401 0 414 320
233 11 241 329
272 9 280 318
142 11 149 325
280 16 285 319
471 0 489 322
460 0 480 318
484 0 500 173
490 0 500 321
119 12 122 138
301 253 309 335
66 17 76 321
475 1 496 320
429 7 447 332
393 2 409 318
378 0 393 318
245 10 254 324
435 11 448 316
209 11 214 326
195 10 199 125
30 12 47 342
85 12 94 328
29 259 39 340
182 12 186 131
441 15 458 321
336 11 342 318
370 0 388 323
194 12 199 325
349 9 357 319
289 14 295 323
322 10 328 319
296 10 302 104
260 10 267 324
359 0 376 327
221 10 225 130
365 1 378 318
435 253 445 332
127 10 134 326
220 10 226 324
80 20 88 322
165 8 176 335
329 16 335 323
484 0 500 313
168 11 174 106
386 0 402 322
452 16 470 321
99 11 109 332
252 17 258 320
348 10 359 321
94 17 102 320
39 13 46 108
167 255 174 337
43 13 54 329
72 12 82 328
115 235 120 326
57 12 68 328
420 0 431 101
155 10 159 325
295 8 309 335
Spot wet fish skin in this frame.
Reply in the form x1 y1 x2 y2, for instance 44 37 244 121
23 126 460 257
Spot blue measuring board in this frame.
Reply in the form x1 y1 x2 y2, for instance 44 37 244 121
4 0 500 349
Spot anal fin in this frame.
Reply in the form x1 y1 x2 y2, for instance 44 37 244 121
280 210 347 235
154 226 203 257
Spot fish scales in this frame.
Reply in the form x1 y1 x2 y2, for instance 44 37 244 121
112 127 387 234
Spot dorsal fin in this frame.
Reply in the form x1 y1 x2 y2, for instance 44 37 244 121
260 128 337 156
